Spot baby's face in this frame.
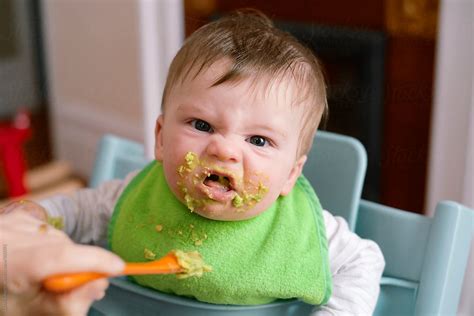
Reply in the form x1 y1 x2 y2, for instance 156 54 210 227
155 60 307 220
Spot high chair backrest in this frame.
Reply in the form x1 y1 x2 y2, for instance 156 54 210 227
356 200 474 316
89 134 150 188
304 130 367 230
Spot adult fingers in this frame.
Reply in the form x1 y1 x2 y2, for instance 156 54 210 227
0 200 48 221
56 278 110 316
1 212 68 250
33 243 125 281
2 212 123 288
33 278 110 316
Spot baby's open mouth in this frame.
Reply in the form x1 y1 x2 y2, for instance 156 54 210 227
200 172 237 202
204 174 232 192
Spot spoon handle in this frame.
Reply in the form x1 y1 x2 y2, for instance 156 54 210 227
42 253 182 293
43 272 108 293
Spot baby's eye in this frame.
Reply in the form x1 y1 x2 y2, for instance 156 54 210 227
191 119 213 132
247 135 268 147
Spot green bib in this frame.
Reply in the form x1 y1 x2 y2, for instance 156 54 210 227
108 161 332 305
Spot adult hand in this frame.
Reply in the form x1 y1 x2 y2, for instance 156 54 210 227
0 200 48 221
0 212 125 316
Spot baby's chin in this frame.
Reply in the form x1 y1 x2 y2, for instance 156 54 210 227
192 204 263 221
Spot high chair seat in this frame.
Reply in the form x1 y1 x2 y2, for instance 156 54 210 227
92 276 314 316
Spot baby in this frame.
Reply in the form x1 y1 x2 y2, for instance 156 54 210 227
20 11 384 314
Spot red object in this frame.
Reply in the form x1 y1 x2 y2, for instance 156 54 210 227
0 110 32 197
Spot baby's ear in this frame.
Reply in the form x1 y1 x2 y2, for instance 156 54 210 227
280 155 307 196
154 115 165 161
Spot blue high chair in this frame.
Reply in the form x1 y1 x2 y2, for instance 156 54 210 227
357 200 473 316
88 132 473 316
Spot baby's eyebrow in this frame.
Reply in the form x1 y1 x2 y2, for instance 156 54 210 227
250 124 287 138
176 103 209 115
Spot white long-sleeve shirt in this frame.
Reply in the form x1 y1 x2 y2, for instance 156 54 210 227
40 171 385 315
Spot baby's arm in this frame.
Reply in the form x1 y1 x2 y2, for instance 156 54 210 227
38 171 138 246
313 211 385 316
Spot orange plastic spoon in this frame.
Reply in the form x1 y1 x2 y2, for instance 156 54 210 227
43 252 182 293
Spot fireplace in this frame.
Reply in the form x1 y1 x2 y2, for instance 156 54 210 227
277 22 386 202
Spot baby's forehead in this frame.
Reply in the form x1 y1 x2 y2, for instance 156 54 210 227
180 59 306 108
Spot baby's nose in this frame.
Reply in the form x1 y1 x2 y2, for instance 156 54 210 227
205 135 241 163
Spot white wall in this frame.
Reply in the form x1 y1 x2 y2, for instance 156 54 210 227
426 0 473 314
41 0 183 177
427 0 473 212
0 0 39 117
139 0 184 158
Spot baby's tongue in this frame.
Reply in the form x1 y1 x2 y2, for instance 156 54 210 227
204 177 230 192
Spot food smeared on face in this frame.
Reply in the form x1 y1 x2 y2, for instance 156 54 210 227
175 152 269 214
232 195 243 208
231 180 269 213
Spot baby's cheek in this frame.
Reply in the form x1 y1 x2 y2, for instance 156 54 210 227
232 173 270 213
174 152 212 211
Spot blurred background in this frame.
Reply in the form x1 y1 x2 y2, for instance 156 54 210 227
0 0 472 312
